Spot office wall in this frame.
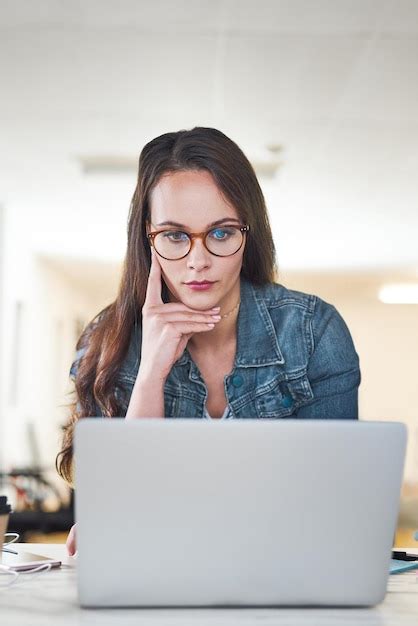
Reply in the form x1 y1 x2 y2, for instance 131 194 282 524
0 205 114 471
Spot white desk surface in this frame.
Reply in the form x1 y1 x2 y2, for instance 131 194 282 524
0 544 417 625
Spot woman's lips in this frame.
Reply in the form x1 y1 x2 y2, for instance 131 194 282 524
184 281 216 291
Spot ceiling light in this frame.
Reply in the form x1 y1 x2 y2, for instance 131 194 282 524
76 153 282 179
378 283 418 304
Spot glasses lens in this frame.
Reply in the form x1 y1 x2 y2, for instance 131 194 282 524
153 230 191 259
205 226 243 256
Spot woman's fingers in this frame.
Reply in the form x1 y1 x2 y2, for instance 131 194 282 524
144 248 163 307
139 248 224 381
66 523 77 556
166 322 217 335
151 311 221 324
153 301 220 314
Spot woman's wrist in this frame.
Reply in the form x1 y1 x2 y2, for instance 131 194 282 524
125 369 166 419
135 367 167 389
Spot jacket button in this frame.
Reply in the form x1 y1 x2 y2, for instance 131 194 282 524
231 374 244 387
281 394 293 408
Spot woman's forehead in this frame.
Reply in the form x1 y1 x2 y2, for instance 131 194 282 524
149 170 238 225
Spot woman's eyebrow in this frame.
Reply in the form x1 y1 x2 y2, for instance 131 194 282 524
156 218 241 228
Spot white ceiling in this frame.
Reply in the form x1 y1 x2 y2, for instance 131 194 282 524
1 0 418 271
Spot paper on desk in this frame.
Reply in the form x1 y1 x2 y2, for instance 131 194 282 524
387 571 418 593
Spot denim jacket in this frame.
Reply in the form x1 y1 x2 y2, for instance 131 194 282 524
70 277 361 420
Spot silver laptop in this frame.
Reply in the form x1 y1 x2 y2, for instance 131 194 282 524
75 419 406 608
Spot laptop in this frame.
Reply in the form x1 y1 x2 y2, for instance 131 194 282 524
74 418 407 608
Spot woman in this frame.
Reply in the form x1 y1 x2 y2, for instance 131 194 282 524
57 127 361 555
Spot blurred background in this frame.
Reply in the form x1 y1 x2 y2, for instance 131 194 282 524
0 0 417 545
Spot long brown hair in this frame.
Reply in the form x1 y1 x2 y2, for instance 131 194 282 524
56 126 277 485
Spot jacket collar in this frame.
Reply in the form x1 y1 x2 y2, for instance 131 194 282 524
175 276 284 368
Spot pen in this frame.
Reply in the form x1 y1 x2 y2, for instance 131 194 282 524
391 551 418 561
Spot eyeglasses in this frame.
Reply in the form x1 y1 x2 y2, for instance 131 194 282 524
147 224 250 261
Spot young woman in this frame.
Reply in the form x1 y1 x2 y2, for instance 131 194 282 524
57 127 361 555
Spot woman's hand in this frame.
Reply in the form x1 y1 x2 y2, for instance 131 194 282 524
138 249 221 383
66 523 77 556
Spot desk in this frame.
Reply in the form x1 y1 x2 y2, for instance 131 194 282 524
1 544 418 625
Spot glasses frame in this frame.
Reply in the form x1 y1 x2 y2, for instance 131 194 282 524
147 224 250 261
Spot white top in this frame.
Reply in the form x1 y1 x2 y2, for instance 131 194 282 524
203 404 231 420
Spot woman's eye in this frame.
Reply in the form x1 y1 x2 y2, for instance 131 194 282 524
164 231 189 242
209 228 233 240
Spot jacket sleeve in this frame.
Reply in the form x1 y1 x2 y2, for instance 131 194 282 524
296 299 361 420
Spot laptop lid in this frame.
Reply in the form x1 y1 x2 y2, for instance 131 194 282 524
75 419 406 608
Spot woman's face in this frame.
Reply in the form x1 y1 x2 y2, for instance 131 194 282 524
147 169 246 310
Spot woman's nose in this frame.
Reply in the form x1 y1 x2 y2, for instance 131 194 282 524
186 238 211 271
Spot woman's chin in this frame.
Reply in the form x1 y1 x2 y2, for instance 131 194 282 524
179 284 221 308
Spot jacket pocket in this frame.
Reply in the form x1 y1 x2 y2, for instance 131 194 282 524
164 388 178 417
255 371 314 418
